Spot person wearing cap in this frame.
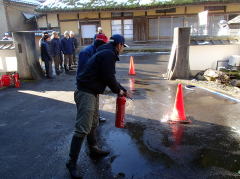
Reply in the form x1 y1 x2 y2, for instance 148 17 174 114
41 35 53 79
70 31 78 65
50 31 61 75
66 34 130 179
77 33 108 74
93 27 104 40
78 33 108 123
39 31 49 48
61 31 74 72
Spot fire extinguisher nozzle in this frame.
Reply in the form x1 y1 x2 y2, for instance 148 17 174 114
127 96 133 101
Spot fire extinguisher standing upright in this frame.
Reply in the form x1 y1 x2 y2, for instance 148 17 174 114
115 96 126 128
13 73 20 88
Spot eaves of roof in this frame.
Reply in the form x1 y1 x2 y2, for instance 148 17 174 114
35 0 240 13
4 0 40 7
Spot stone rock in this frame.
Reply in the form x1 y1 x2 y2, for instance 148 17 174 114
203 69 229 84
204 69 219 81
194 71 206 80
231 80 240 87
218 73 230 84
197 75 206 81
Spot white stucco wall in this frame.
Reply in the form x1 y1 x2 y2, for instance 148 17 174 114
0 50 17 73
189 44 240 72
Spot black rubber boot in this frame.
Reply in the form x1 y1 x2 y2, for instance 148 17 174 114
66 135 84 179
64 65 69 72
69 66 74 70
87 128 110 156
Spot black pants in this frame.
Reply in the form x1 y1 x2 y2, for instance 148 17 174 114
60 52 63 67
44 60 53 77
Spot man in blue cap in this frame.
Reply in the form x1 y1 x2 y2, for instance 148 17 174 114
66 34 130 179
77 33 108 123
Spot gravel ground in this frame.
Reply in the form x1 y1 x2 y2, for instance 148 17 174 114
176 79 240 100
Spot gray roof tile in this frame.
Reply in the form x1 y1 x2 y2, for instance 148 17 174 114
7 0 40 6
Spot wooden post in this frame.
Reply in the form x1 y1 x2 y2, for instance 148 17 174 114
167 27 191 80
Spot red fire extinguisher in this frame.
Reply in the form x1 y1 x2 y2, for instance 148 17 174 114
13 73 20 88
1 75 11 87
0 78 2 88
115 96 126 128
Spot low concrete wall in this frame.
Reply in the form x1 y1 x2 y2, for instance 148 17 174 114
189 44 240 74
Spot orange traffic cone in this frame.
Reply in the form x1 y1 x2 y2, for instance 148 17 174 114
129 56 136 75
169 84 191 124
129 78 135 91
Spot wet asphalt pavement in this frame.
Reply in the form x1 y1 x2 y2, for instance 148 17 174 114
0 52 240 179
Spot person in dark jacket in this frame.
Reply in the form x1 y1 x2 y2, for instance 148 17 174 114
70 31 78 65
39 31 49 48
61 31 74 72
66 34 130 179
50 31 61 75
77 33 108 123
77 33 108 75
41 35 53 78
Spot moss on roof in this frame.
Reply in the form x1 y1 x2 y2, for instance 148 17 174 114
36 0 240 12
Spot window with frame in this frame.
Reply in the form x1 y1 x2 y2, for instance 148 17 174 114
123 19 133 40
112 20 122 35
112 12 122 18
184 16 199 35
111 19 133 40
149 18 158 40
112 12 133 17
208 15 225 36
159 17 172 37
148 17 184 40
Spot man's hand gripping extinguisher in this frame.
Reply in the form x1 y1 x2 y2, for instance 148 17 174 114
115 95 126 128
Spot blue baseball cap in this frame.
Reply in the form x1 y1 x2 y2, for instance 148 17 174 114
109 34 129 47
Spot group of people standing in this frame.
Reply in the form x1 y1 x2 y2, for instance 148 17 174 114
40 31 78 78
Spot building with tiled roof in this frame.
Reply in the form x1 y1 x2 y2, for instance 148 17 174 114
0 0 40 37
35 0 240 45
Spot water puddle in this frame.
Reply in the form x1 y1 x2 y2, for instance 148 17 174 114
134 80 150 86
105 122 174 178
195 148 240 173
